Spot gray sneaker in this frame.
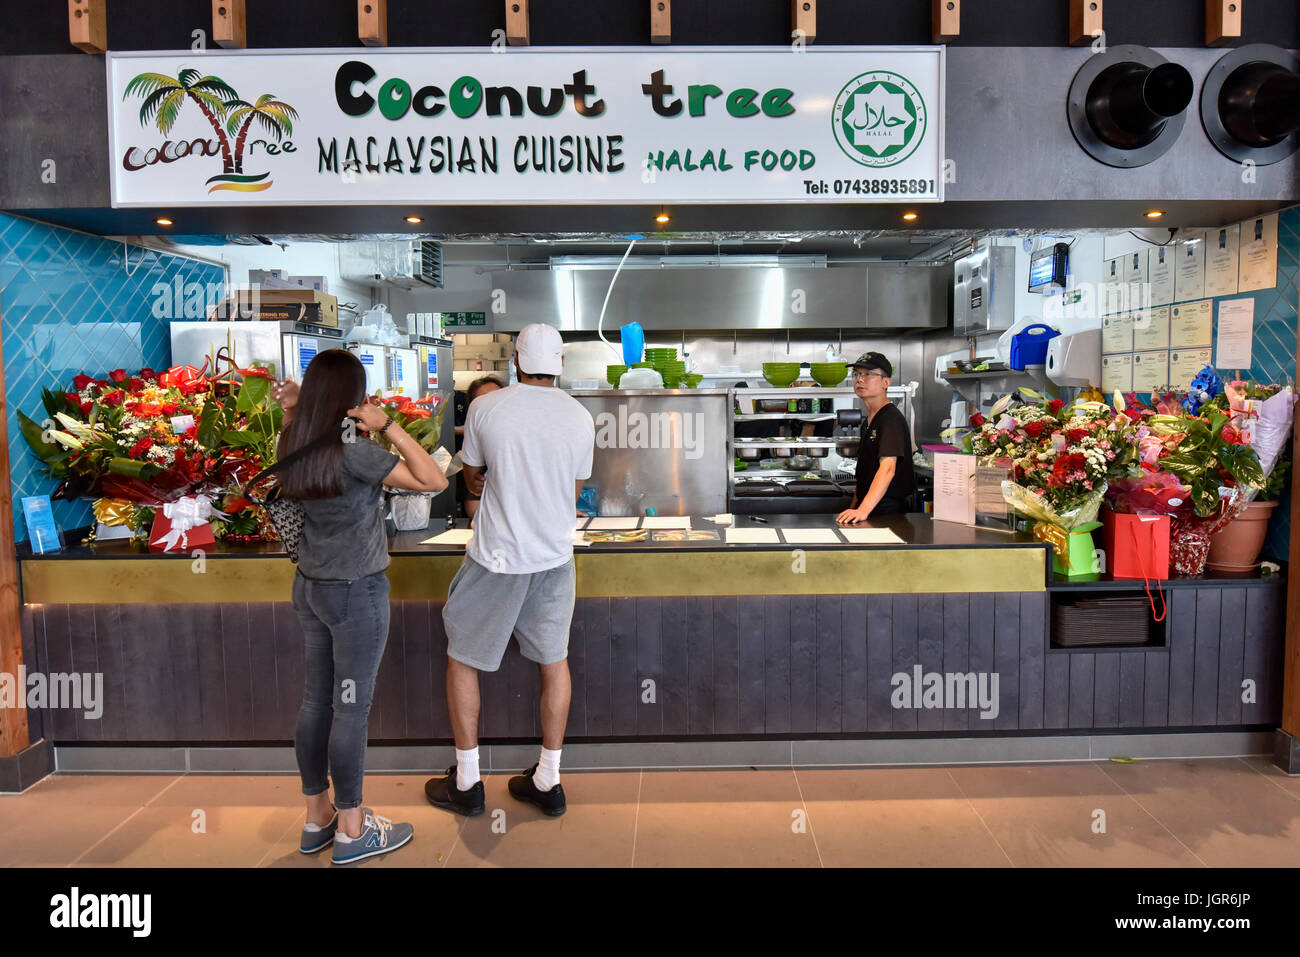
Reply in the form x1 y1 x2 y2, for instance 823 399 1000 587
331 808 414 865
300 811 337 854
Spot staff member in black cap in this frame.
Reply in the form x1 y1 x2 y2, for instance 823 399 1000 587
836 352 916 525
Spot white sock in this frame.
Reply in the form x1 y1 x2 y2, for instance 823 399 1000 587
457 747 481 791
534 747 562 791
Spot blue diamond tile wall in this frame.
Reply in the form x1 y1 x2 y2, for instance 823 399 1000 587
1 213 224 542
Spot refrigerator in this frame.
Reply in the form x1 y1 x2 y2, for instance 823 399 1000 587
169 319 346 383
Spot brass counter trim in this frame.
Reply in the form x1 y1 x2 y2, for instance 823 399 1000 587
22 548 1045 604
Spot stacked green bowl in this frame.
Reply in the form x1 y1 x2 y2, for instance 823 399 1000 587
682 373 704 389
607 364 628 387
657 361 687 388
631 361 655 369
644 347 678 363
809 362 848 387
762 362 801 388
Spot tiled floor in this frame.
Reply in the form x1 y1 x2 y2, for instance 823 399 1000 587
2 757 1299 867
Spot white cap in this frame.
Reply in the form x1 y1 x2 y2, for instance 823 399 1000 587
515 323 564 377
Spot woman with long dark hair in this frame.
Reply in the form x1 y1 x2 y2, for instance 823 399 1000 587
271 349 447 865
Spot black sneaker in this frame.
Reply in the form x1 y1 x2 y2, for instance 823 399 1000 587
424 766 485 816
508 764 566 817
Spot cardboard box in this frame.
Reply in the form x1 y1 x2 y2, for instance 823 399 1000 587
288 274 329 292
257 290 339 327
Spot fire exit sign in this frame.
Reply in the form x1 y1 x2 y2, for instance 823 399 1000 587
440 312 487 328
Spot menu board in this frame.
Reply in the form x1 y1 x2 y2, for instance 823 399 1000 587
1132 351 1170 393
1148 245 1175 306
1238 213 1279 292
1169 348 1213 390
1204 225 1240 298
933 452 977 526
1174 237 1206 302
1132 305 1171 351
1170 300 1213 348
1102 313 1133 354
1101 353 1133 392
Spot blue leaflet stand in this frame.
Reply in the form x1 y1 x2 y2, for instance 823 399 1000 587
22 495 63 554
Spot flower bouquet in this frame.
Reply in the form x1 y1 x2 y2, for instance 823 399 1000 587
371 394 448 532
969 392 1136 574
18 362 284 545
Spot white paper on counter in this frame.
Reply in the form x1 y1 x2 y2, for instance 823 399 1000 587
839 528 905 545
710 513 734 526
725 527 781 544
587 517 640 530
421 529 474 545
779 528 842 544
575 516 589 530
640 516 691 529
572 534 591 547
933 452 977 526
1215 297 1255 370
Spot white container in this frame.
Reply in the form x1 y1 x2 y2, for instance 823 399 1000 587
617 367 664 389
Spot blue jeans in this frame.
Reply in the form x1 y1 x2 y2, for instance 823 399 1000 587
292 569 390 810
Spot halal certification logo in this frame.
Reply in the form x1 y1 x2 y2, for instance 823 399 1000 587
832 71 927 168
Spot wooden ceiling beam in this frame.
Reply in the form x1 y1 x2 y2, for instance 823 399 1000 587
359 0 388 47
933 0 960 43
1069 0 1103 46
651 0 671 44
507 0 530 46
213 0 246 49
68 0 106 54
1206 0 1243 46
792 0 816 44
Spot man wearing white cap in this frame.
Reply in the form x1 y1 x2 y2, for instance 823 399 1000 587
426 323 595 818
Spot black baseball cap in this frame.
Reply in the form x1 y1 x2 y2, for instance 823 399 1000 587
851 352 893 377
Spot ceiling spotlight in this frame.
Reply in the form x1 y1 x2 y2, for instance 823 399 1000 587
155 217 173 226
405 215 423 224
1145 210 1165 218
655 207 671 224
902 212 919 221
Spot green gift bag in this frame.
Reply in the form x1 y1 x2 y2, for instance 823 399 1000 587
1048 521 1103 581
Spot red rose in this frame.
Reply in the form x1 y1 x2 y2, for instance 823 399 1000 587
79 401 94 416
1024 422 1044 438
138 368 158 381
223 496 252 514
1048 399 1065 414
970 412 986 426
64 392 80 407
128 437 154 458
160 403 180 416
72 374 94 391
100 389 125 407
128 377 145 392
108 369 127 384
1067 428 1089 443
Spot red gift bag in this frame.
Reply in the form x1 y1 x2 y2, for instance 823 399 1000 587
148 501 217 553
1103 510 1170 580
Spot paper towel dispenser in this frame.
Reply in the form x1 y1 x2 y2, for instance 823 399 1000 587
1045 330 1101 387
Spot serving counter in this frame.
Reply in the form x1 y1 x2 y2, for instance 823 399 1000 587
15 514 1286 752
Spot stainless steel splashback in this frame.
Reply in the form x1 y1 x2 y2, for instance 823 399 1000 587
492 265 948 332
570 389 730 517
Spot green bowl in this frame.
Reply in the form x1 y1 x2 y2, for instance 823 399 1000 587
808 362 848 387
682 373 704 388
762 363 801 388
660 374 684 388
631 361 654 369
606 364 628 386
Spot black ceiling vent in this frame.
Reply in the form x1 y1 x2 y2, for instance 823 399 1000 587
1067 45 1194 168
1201 44 1300 167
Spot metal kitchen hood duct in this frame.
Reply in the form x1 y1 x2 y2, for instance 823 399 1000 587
489 263 949 333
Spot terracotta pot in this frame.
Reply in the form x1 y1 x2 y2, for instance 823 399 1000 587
1206 500 1279 570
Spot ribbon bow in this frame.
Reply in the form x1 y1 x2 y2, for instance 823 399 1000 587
151 495 217 551
1032 521 1072 568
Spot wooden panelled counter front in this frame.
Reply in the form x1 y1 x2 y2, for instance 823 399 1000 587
16 515 1287 744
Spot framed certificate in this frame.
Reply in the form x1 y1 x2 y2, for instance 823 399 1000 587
1170 299 1213 348
1101 353 1133 393
1132 351 1170 393
1132 305 1170 351
1174 236 1205 302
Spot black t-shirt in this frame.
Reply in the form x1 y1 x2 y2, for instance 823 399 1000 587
854 402 916 512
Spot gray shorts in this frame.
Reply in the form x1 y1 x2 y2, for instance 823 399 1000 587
442 555 575 672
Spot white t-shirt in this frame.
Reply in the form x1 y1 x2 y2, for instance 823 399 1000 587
462 383 596 574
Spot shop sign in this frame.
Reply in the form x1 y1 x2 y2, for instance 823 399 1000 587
106 47 944 207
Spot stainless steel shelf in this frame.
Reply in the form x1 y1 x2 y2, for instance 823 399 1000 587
742 387 857 397
735 441 840 449
732 413 836 422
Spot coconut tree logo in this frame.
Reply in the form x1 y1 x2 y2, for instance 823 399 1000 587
123 68 298 194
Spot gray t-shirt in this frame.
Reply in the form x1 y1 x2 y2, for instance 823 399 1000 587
296 438 399 581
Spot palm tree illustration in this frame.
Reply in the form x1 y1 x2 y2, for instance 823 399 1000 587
124 69 239 173
224 94 299 173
